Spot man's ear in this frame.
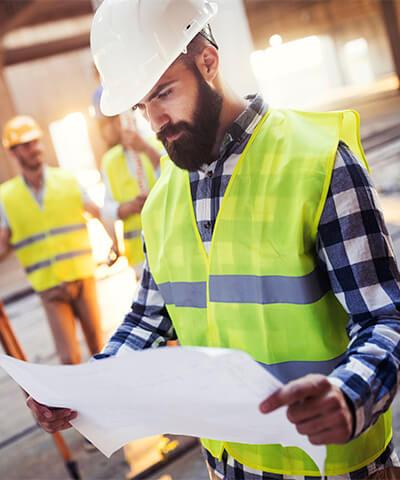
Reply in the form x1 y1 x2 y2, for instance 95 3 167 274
194 46 219 83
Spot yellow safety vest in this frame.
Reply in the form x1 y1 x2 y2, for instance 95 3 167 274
0 167 95 292
102 144 157 267
141 109 392 476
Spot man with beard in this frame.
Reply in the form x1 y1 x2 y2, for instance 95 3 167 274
0 115 104 365
27 1 400 479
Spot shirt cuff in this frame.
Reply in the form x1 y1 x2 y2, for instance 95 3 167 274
328 369 370 439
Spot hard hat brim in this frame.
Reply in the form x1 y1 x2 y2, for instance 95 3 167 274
3 128 42 149
98 1 218 116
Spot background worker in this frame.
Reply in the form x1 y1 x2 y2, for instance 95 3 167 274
0 115 104 365
93 87 162 279
28 1 400 479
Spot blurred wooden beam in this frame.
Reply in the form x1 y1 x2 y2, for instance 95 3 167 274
0 0 40 38
3 32 90 66
0 0 92 36
380 0 400 89
23 1 92 28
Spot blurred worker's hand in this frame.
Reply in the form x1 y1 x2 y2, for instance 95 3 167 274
259 374 353 445
26 396 77 433
130 193 148 214
0 227 11 260
121 128 149 153
117 193 148 220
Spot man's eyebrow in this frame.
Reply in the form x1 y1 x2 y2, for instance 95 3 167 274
134 81 176 108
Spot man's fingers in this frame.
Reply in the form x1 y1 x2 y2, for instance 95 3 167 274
42 418 75 434
286 389 342 423
40 411 77 433
45 408 76 421
260 375 330 413
295 410 348 436
68 411 78 421
259 388 285 413
26 396 77 432
26 396 45 415
27 397 55 419
309 426 352 445
35 405 73 422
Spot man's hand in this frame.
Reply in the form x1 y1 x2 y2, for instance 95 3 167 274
117 194 148 220
259 374 353 445
121 129 148 152
27 396 77 433
130 194 148 214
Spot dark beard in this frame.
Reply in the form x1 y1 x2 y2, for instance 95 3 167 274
157 67 223 172
19 157 42 172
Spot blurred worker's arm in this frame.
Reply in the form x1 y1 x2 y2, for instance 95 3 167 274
0 203 11 260
83 199 101 219
100 171 119 244
101 170 147 223
260 143 400 445
121 128 161 170
101 172 119 224
79 185 101 219
81 184 118 241
117 194 148 220
0 227 11 260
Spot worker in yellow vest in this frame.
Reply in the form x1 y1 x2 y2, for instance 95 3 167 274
94 93 162 279
0 115 104 365
28 1 400 479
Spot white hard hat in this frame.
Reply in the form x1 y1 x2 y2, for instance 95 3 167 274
91 0 218 117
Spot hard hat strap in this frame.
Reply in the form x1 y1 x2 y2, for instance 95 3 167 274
199 24 218 50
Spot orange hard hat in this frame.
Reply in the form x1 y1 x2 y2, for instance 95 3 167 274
2 115 42 149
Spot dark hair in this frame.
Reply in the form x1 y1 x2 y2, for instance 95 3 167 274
178 24 218 67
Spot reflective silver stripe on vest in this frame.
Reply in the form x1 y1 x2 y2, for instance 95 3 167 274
158 281 207 308
209 268 330 305
124 230 141 240
25 248 92 274
258 353 346 384
13 223 86 250
49 224 86 236
13 232 46 250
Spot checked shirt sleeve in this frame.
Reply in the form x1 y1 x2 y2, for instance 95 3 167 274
317 142 400 438
95 239 176 359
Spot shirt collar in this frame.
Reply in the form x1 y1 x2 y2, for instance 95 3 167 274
199 93 268 173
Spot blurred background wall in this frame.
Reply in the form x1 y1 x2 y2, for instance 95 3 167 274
0 0 399 183
245 0 399 107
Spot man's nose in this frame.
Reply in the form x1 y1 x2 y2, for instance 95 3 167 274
147 103 170 134
29 142 42 156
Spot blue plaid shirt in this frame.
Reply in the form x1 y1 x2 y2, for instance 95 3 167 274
97 95 400 479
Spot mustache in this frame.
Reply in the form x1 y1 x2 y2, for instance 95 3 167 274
157 121 193 144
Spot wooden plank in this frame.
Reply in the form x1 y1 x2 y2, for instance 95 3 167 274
0 0 39 38
3 32 90 66
0 0 92 38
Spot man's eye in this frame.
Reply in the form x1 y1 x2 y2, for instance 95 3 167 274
132 104 145 112
158 89 172 99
